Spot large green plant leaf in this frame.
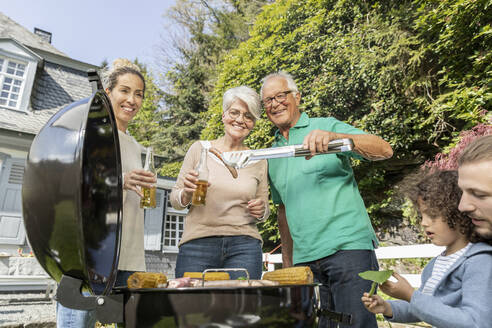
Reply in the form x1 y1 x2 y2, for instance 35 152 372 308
358 270 393 283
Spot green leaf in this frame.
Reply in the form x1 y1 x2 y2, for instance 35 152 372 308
358 270 393 284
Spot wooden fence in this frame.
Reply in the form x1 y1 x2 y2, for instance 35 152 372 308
263 244 445 288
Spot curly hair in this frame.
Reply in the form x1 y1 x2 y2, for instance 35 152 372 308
400 169 479 242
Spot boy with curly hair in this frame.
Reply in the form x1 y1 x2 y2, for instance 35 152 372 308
361 169 492 328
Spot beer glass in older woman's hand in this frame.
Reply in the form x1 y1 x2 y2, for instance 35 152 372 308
191 147 209 206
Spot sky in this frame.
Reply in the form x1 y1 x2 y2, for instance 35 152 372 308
1 0 176 68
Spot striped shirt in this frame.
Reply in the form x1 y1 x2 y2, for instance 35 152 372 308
422 243 472 295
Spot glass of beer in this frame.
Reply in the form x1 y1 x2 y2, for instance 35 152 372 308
140 186 156 208
191 180 208 206
191 147 209 206
140 147 157 209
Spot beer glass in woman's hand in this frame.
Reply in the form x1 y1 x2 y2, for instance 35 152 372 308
140 147 157 209
191 147 209 206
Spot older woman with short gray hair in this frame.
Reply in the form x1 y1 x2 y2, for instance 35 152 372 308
222 85 262 120
170 85 269 280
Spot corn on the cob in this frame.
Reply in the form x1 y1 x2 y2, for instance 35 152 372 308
262 266 314 285
183 272 230 281
127 272 167 289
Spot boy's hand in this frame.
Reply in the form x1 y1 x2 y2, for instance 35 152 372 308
380 272 414 302
361 293 392 317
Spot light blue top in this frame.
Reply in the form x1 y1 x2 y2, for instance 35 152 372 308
268 112 378 264
388 242 492 328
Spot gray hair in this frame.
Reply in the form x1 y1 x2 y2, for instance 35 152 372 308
260 71 299 99
222 86 261 120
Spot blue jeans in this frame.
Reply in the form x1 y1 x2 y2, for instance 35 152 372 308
56 300 96 328
56 270 134 327
175 235 263 279
298 250 379 328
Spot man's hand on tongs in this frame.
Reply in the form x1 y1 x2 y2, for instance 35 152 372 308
302 130 338 159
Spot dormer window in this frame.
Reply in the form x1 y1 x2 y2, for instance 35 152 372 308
0 56 26 110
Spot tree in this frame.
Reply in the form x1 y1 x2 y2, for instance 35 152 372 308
155 0 272 175
200 0 491 244
127 60 165 149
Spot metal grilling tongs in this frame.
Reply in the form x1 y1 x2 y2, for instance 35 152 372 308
220 138 354 169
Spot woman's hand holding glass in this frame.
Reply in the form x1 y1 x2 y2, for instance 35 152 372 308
181 170 212 206
124 169 157 198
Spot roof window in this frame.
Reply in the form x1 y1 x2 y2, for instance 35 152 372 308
0 56 27 110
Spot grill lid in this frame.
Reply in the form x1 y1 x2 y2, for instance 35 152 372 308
22 71 122 295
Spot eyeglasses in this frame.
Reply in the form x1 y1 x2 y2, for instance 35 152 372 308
262 90 293 107
226 109 256 123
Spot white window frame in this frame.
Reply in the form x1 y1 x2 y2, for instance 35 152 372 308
143 188 166 251
0 154 26 245
162 194 187 253
0 56 27 111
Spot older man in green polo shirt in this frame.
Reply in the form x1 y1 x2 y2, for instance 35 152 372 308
261 71 393 328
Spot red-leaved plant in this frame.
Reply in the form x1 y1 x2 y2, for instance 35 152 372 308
424 122 492 171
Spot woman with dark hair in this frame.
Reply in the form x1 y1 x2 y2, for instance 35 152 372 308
57 58 156 328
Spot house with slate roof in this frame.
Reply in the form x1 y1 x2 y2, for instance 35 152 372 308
0 13 183 281
0 12 97 254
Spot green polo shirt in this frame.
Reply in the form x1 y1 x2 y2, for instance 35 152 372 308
268 112 378 264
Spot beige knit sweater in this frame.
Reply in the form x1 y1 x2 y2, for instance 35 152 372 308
117 130 146 271
170 140 270 246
